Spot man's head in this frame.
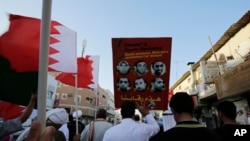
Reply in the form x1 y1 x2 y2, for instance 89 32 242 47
117 78 130 91
134 61 147 75
96 108 107 119
117 61 130 75
216 101 237 121
152 61 165 76
151 78 165 92
46 108 68 129
134 78 147 91
121 101 136 119
170 92 194 115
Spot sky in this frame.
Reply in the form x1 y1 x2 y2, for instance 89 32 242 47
0 0 250 94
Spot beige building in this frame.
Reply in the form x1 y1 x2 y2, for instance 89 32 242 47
170 10 250 128
49 72 115 123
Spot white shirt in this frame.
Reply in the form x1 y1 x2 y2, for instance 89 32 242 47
103 114 159 141
80 120 113 141
59 123 69 141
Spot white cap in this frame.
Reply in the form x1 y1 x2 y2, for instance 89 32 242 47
73 110 83 118
46 108 68 125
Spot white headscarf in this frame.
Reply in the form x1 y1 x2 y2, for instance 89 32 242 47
16 108 69 141
46 108 68 125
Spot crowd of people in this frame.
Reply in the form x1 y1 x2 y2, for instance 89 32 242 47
1 92 250 141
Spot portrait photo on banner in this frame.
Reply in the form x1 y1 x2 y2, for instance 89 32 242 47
112 37 172 110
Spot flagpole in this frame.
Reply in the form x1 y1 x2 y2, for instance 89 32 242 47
94 89 99 120
37 0 52 132
74 74 79 134
73 38 87 134
82 39 87 57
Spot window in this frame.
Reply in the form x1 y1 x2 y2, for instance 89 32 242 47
55 93 59 99
178 86 182 90
61 93 67 100
85 97 93 104
67 93 73 97
102 95 106 99
75 95 81 103
57 82 61 87
227 55 234 60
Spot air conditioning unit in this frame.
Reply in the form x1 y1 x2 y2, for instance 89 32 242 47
67 93 73 97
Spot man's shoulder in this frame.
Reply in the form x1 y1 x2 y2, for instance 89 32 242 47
159 127 220 140
95 121 113 127
103 124 116 134
102 121 113 126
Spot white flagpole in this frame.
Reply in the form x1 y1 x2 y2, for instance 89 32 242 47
37 0 52 132
74 74 79 134
73 39 87 134
90 55 100 121
94 89 99 120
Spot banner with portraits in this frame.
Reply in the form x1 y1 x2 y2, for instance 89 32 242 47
112 37 172 110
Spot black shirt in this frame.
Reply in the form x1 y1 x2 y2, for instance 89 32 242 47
67 121 85 141
158 121 220 141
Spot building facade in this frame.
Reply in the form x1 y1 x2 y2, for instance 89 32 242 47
49 72 115 123
170 10 250 128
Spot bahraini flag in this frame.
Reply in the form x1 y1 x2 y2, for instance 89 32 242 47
0 100 37 120
0 14 77 73
56 55 100 89
0 101 26 120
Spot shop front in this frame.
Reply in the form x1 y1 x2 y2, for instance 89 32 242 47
197 85 219 129
215 59 250 125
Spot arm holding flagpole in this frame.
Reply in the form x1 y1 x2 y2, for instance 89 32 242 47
20 94 37 123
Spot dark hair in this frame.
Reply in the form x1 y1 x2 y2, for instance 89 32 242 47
118 60 129 66
121 101 136 118
68 114 74 122
96 108 107 119
134 114 140 121
170 92 194 115
216 101 236 120
134 78 147 91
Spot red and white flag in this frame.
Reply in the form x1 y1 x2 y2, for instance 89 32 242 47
0 14 77 73
0 101 25 120
0 101 37 120
56 55 100 89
